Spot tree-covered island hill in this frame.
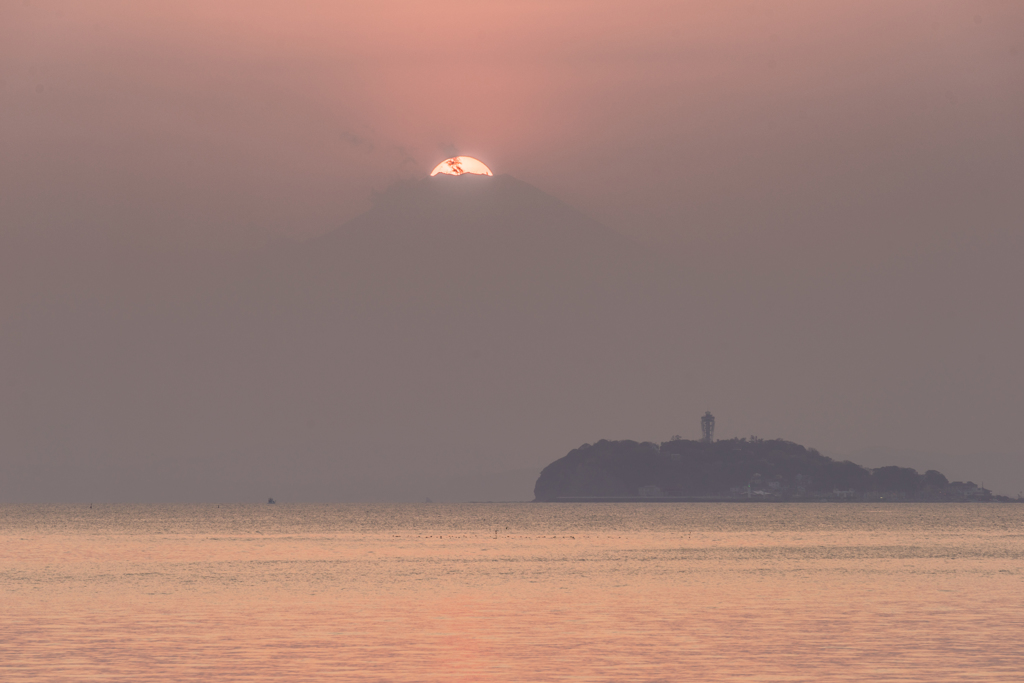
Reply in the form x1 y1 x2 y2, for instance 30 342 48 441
534 414 1020 502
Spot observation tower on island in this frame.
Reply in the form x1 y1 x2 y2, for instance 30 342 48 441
701 411 715 443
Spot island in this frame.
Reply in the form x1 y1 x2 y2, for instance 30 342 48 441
533 437 1018 502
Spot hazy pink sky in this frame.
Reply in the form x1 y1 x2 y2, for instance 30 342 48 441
2 1 1022 501
6 1 1020 248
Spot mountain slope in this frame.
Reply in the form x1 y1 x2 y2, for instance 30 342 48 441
0 173 684 502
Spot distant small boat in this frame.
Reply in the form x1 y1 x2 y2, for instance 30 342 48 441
267 498 276 504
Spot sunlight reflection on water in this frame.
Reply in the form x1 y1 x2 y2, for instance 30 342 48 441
2 503 1023 681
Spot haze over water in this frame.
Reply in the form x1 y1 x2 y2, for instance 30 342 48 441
3 503 1022 681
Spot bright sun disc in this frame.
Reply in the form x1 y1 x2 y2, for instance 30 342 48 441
430 156 493 177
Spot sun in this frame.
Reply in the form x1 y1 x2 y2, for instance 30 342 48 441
430 156 493 177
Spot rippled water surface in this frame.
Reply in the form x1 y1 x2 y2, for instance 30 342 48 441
2 503 1022 681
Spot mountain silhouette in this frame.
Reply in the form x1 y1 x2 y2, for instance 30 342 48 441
274 173 661 315
1 172 687 503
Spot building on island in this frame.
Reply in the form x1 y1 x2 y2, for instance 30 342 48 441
701 411 715 443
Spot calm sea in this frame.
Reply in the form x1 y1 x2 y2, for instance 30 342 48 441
2 503 1022 682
